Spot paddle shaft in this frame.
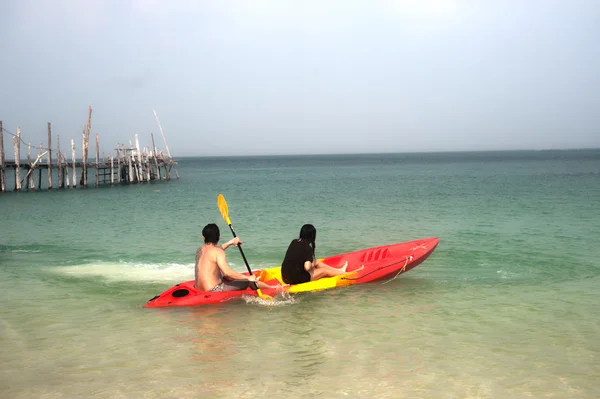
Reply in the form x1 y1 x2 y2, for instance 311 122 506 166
227 224 258 290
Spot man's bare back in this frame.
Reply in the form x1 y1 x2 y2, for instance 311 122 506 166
195 244 227 291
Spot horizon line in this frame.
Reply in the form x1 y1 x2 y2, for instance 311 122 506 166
2 147 599 162
173 147 600 159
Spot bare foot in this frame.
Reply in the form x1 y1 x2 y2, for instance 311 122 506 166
355 265 365 272
339 261 349 272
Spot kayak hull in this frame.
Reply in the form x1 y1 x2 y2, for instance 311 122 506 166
144 237 439 308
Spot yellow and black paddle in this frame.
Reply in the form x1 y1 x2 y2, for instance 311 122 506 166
217 194 273 301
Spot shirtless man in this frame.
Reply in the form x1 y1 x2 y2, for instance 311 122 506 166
195 223 275 292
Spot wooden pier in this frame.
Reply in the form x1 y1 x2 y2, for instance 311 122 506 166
0 106 179 192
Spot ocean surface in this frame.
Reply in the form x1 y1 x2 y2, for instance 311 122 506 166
1 150 599 398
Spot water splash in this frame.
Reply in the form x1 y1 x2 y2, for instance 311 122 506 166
243 291 297 306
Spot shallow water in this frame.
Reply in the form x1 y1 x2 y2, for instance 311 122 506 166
1 150 599 398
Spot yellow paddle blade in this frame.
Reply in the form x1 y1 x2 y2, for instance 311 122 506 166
217 194 231 225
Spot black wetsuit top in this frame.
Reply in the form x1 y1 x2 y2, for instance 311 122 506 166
281 239 314 285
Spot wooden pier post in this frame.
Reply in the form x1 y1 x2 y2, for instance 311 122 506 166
14 128 21 191
83 106 92 187
27 142 34 190
23 149 47 191
133 149 139 183
95 133 99 187
153 109 179 179
134 134 144 182
127 142 132 182
145 147 150 181
132 148 138 183
131 141 137 182
130 141 138 183
120 144 125 183
63 154 70 188
123 149 126 184
110 154 114 185
144 147 151 181
141 147 145 181
47 123 52 189
80 125 86 187
151 133 161 181
127 147 136 184
83 126 89 187
57 135 63 188
116 146 121 184
118 146 121 183
127 146 133 183
0 120 5 192
38 144 43 190
71 138 77 188
160 151 170 180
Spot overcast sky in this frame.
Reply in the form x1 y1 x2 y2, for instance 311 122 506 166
0 0 599 157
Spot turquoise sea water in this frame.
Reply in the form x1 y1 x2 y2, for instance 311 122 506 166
1 150 599 398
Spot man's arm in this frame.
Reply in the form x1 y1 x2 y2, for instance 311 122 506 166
216 250 256 281
220 237 241 250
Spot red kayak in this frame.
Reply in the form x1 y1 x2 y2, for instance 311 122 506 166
144 237 439 308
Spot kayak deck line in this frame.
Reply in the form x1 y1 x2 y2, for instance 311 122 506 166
338 255 413 284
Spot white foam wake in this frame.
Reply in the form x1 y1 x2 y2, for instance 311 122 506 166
49 260 279 283
50 261 193 283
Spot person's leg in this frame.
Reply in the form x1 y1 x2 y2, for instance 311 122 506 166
220 280 251 291
317 260 349 273
221 276 280 291
256 280 279 290
310 261 349 280
310 261 365 281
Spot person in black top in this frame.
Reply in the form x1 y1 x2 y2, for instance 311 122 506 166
281 224 352 285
